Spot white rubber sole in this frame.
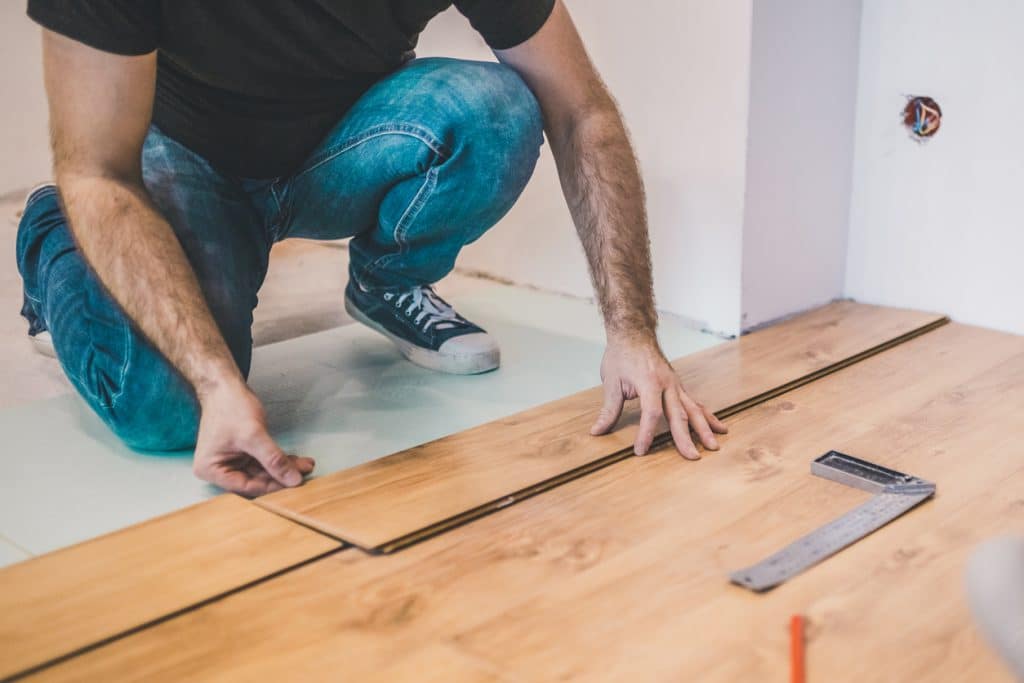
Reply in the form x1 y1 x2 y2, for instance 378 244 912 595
344 296 500 375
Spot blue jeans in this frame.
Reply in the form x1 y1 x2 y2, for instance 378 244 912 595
16 58 543 451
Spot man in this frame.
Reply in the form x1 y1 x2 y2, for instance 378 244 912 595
19 0 727 496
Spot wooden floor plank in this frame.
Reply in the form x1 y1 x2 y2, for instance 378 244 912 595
258 302 947 551
364 644 503 683
0 495 341 681
26 322 1021 682
456 333 1024 682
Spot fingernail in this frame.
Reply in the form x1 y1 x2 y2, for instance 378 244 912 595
285 470 301 486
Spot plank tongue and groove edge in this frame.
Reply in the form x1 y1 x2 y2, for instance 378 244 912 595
0 495 341 681
258 302 948 552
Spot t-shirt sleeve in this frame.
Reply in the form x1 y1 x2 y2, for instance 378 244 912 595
454 0 556 50
27 0 161 56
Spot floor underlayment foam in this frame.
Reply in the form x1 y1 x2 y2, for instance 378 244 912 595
1 282 721 561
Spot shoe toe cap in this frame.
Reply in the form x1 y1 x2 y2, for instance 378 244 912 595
438 332 499 357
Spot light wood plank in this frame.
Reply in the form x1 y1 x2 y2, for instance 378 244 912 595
0 495 340 681
259 302 946 551
27 322 1021 682
365 644 502 683
456 335 1024 681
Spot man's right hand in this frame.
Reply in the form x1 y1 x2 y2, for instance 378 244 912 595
40 31 312 497
193 382 314 497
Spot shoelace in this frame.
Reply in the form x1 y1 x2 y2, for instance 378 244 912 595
383 286 466 331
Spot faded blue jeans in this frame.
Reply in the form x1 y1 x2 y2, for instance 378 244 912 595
16 58 543 451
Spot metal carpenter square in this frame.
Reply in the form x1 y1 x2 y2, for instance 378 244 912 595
730 451 936 592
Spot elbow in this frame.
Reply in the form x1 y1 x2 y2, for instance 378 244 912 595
558 102 626 155
55 162 141 191
561 90 623 139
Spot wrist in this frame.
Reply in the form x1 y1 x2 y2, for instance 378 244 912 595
606 327 660 352
194 367 248 408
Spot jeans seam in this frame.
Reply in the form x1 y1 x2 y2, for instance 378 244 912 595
269 183 284 214
361 165 439 282
26 185 58 206
109 320 132 408
268 183 287 242
63 315 131 410
294 124 451 180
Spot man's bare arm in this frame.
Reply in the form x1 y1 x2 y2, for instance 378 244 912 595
45 33 238 398
496 1 727 458
42 30 310 494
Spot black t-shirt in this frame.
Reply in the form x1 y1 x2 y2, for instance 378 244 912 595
28 1 554 178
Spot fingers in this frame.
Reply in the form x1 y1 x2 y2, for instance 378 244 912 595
703 403 729 435
248 431 303 487
665 389 700 460
240 452 314 481
293 455 316 475
591 379 625 435
679 392 719 452
202 463 280 498
194 450 311 498
200 464 247 494
634 388 664 456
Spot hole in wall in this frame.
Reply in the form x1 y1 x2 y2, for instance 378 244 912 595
902 96 942 140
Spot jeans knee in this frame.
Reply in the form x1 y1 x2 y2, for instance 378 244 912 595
418 59 544 187
467 61 544 138
106 387 199 452
116 425 196 453
482 63 544 189
464 61 543 159
90 343 200 452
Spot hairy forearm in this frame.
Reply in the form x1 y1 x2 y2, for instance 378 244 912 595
550 105 658 342
58 173 243 398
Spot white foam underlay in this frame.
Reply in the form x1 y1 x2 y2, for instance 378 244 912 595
1 283 721 560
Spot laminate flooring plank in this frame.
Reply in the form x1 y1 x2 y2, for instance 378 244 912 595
259 302 947 551
26 323 1017 682
457 342 1024 681
0 495 341 681
364 644 505 683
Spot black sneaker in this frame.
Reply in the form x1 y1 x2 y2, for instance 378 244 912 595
344 281 500 375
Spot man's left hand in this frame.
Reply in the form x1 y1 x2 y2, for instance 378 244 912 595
590 338 728 459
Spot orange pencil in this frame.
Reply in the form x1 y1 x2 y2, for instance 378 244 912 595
790 614 805 683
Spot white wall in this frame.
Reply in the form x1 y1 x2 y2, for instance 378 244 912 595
846 0 1024 335
419 1 753 336
740 0 862 330
0 5 50 196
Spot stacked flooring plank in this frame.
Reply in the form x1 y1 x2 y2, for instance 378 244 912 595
8 302 1023 681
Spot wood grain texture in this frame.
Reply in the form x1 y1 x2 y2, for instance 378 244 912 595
259 302 947 551
28 322 1022 682
0 495 340 681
